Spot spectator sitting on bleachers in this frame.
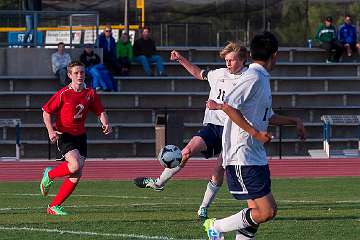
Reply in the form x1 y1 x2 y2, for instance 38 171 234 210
80 44 117 92
316 16 344 63
338 14 360 57
116 31 133 76
133 26 166 76
51 42 71 85
96 25 122 75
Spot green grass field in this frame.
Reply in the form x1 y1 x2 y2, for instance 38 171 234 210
0 177 359 240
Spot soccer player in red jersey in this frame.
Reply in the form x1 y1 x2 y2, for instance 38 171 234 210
40 60 112 215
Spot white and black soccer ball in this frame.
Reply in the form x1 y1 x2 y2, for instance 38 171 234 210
158 145 182 168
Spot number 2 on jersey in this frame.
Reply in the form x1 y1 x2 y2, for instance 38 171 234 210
74 104 85 119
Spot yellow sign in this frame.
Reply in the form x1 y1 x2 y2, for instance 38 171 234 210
136 0 144 8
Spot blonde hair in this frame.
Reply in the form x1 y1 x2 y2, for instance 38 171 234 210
219 41 248 61
67 60 84 73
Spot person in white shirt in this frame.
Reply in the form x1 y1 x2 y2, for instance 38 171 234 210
134 42 248 220
204 32 306 240
51 42 71 86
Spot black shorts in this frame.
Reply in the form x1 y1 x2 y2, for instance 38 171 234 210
56 133 87 160
194 123 223 159
226 165 271 200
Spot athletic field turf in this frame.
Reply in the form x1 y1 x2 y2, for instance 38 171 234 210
0 178 359 240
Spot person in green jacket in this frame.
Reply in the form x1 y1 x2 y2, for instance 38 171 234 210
116 32 133 75
315 16 344 62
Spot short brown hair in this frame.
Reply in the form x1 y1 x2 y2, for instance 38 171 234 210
67 60 84 73
219 41 247 61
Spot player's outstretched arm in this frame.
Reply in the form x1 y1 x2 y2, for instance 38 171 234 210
170 50 203 80
206 100 272 144
98 112 112 135
269 114 306 140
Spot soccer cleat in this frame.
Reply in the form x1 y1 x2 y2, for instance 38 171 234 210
133 177 164 191
40 167 54 196
47 205 68 215
203 218 223 240
197 206 208 221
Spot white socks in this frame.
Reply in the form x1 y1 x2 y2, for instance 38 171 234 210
155 166 182 186
200 180 221 208
214 208 258 233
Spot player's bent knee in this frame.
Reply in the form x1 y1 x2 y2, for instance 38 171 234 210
211 172 224 186
67 159 82 173
261 205 277 222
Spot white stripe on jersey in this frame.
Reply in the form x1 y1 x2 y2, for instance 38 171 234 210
203 67 248 126
222 63 273 166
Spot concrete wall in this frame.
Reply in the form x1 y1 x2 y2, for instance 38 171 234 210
0 48 103 76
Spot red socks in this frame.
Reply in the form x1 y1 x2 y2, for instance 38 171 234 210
48 162 71 180
49 178 77 207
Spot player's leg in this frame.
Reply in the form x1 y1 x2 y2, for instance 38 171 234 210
156 136 207 185
47 150 85 215
198 154 224 220
204 165 273 239
133 136 207 191
40 133 84 196
40 134 71 196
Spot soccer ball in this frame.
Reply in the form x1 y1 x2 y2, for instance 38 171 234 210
158 145 182 168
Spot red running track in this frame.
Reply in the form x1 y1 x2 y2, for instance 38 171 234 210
0 158 360 182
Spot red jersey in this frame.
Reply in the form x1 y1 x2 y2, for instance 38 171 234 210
42 86 105 136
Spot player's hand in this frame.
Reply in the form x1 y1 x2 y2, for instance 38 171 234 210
170 50 182 61
296 120 306 141
102 124 112 135
253 131 273 144
48 130 62 143
206 100 222 110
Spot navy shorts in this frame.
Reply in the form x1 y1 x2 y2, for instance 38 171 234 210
194 124 223 158
56 133 87 160
226 165 271 200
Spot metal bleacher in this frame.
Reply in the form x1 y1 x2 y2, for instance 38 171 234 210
1 47 360 158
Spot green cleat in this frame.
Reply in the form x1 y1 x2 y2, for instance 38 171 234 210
47 205 68 215
203 218 223 240
40 167 53 196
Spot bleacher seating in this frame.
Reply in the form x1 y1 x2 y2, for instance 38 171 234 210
1 47 360 158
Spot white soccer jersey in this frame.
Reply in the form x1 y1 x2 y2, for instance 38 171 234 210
222 63 274 166
202 67 248 126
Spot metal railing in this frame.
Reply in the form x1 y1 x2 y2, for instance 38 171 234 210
0 106 323 159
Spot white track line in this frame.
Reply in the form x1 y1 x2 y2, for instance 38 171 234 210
0 226 205 240
0 203 200 212
2 193 360 204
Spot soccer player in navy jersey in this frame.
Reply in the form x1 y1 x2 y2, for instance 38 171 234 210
40 60 112 215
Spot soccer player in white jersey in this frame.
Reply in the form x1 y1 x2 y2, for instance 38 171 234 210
134 42 248 220
204 32 306 239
